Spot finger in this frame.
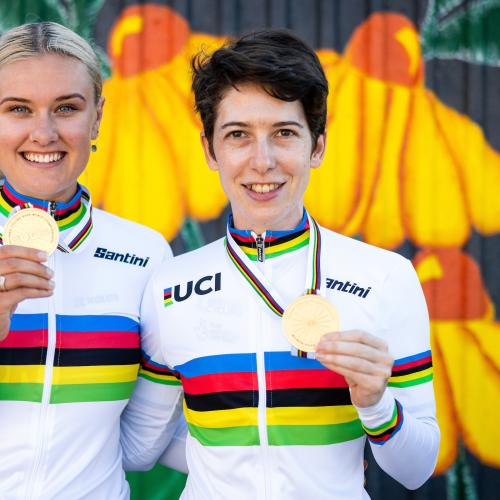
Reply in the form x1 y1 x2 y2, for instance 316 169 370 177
319 330 389 351
0 287 53 310
2 273 55 292
322 364 387 390
0 245 48 263
316 353 392 379
0 257 53 280
316 340 393 367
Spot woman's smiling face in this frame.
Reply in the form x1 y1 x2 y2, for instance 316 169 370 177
202 82 325 233
0 53 103 202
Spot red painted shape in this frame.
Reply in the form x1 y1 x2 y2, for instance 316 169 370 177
109 4 190 77
413 249 490 320
345 12 423 86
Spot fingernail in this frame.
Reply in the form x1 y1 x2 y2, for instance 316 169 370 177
37 251 48 260
48 280 55 288
47 269 54 278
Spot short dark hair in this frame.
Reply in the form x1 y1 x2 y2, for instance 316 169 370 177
191 29 328 155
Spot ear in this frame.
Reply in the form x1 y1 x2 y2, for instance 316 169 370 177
91 96 105 140
201 132 219 171
310 132 326 169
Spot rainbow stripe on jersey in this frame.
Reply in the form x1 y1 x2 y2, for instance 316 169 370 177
138 354 181 386
388 350 433 388
0 314 141 403
175 351 363 447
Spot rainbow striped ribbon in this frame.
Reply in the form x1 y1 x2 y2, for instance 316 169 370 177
225 213 322 357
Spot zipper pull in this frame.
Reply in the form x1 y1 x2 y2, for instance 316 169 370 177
49 201 56 218
255 234 265 262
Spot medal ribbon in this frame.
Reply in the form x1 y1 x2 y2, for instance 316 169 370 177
225 212 322 319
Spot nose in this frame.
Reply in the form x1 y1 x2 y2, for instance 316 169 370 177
252 137 275 173
29 112 58 146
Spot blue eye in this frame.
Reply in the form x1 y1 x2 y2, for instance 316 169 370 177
10 106 30 113
57 104 77 113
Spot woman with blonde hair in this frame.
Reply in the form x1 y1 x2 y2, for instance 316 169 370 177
0 22 183 498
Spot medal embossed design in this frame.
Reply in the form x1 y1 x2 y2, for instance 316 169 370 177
3 208 59 255
283 294 339 352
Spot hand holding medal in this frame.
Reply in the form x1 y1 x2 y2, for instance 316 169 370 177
316 330 394 407
0 208 56 341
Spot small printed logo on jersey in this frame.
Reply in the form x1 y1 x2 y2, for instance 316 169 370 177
164 273 222 307
326 278 372 298
94 247 150 267
164 288 173 307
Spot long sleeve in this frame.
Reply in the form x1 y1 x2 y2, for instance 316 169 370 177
158 414 188 474
120 258 184 471
356 257 440 489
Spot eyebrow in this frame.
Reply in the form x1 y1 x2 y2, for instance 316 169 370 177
55 93 86 102
221 121 249 129
221 120 304 129
0 93 87 105
273 121 304 128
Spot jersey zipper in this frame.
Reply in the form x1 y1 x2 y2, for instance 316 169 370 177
251 231 266 263
254 276 273 499
25 202 58 499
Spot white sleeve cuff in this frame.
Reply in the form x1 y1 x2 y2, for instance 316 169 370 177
354 389 397 429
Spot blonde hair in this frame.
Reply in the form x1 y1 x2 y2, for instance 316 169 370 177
0 22 102 103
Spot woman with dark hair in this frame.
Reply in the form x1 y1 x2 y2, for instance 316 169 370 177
0 22 183 498
129 29 439 499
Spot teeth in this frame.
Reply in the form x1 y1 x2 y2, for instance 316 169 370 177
249 183 280 193
24 152 63 163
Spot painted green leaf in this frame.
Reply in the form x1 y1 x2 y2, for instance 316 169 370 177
0 0 109 78
181 218 206 251
0 0 61 31
421 0 500 66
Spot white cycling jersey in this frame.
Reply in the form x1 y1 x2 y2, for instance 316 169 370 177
0 180 180 500
128 211 440 500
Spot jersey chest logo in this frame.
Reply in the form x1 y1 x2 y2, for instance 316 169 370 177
93 247 149 267
164 272 222 307
326 277 372 298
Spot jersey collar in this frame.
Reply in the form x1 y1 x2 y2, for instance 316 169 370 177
228 209 310 261
0 179 94 253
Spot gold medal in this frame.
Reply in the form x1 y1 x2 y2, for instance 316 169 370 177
282 295 339 352
3 208 59 255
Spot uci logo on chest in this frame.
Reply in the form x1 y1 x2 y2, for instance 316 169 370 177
164 273 222 307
